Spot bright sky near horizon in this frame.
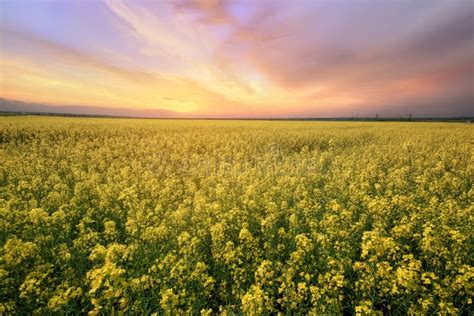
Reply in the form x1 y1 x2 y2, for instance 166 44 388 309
0 0 473 118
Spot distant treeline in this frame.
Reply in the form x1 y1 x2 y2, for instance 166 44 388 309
0 111 122 118
0 111 472 122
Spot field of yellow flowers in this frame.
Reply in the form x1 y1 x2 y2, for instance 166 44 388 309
0 116 472 314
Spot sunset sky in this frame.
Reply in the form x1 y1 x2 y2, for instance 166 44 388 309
1 0 473 118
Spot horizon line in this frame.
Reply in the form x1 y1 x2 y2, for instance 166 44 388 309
1 111 472 122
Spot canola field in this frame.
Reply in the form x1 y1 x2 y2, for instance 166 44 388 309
0 116 472 315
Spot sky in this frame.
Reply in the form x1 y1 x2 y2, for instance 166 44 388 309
0 0 473 118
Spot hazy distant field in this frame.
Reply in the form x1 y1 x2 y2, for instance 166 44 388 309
1 117 472 314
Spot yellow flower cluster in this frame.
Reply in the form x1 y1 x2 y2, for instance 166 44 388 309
0 117 472 314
